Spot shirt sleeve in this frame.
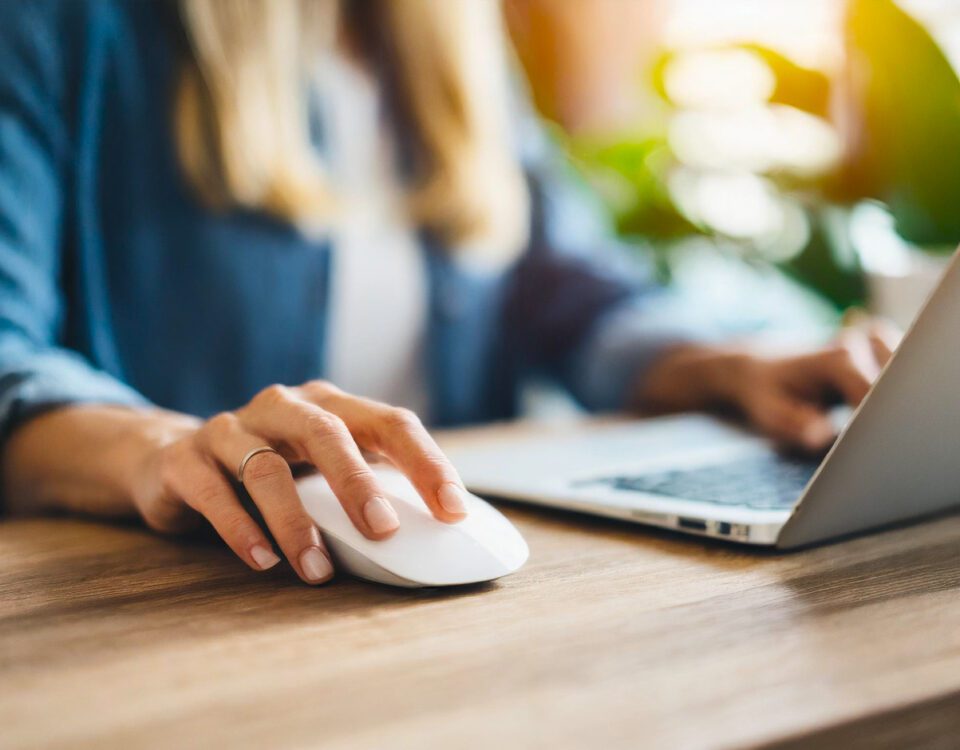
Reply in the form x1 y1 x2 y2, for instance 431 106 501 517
504 111 715 412
0 3 148 445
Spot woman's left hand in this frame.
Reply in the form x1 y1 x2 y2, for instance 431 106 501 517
638 322 902 452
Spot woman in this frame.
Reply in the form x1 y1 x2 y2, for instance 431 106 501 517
0 1 894 585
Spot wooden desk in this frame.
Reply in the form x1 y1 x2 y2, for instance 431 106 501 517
3 420 960 749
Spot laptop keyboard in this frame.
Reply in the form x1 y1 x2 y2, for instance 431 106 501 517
579 454 820 511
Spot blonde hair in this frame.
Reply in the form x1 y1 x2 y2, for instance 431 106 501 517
174 0 529 258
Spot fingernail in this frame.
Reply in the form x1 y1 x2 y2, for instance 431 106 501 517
250 544 281 571
803 421 834 450
363 497 400 535
438 483 468 515
299 546 334 583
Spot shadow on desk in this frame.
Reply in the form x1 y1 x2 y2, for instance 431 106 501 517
489 494 960 607
0 518 492 644
757 689 960 750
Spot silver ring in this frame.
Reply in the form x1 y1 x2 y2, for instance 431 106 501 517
237 446 281 484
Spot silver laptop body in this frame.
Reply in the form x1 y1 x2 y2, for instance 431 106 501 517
448 250 960 549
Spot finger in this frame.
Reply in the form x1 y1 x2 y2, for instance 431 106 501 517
159 440 281 573
746 391 836 452
810 340 879 406
868 332 893 368
238 388 399 540
368 407 469 522
867 321 901 366
201 413 335 584
312 390 468 523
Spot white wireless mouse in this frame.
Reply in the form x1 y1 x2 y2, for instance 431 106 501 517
296 468 529 588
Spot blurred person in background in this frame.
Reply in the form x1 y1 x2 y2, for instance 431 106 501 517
0 0 897 584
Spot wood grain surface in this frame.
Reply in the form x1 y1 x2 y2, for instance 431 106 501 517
2 421 960 750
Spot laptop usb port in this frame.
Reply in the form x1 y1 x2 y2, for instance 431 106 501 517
677 517 708 532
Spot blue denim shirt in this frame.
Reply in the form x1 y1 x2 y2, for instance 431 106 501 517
0 1 699 441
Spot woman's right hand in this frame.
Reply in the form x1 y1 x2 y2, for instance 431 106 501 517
130 381 470 585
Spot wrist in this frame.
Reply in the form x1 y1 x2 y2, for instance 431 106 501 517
2 406 199 518
635 345 756 414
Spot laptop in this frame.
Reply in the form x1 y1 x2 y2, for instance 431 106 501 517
447 249 960 549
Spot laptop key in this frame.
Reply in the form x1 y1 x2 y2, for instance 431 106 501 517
580 455 820 510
